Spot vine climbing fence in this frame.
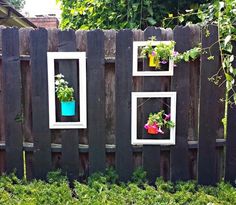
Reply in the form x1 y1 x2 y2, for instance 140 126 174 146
0 25 235 186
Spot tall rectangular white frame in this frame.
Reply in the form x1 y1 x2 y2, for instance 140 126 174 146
47 52 87 129
133 41 174 76
131 92 176 145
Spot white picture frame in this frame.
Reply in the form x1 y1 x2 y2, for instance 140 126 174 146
133 41 174 76
131 92 176 145
47 52 87 129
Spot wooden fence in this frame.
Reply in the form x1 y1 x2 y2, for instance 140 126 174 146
0 25 235 186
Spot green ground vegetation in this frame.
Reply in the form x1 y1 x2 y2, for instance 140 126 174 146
0 168 236 205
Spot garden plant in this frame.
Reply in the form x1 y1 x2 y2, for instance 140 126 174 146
0 169 236 205
55 73 76 116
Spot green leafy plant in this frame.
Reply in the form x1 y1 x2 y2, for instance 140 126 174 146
174 46 202 62
141 38 176 68
1 172 236 204
55 74 74 102
144 110 175 135
131 167 148 186
163 0 236 107
140 37 201 69
57 0 211 30
7 0 25 11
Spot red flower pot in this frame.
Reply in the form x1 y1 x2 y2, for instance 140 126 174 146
147 126 158 135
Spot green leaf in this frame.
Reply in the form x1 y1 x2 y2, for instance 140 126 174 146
234 93 236 104
224 35 231 47
229 55 234 62
178 16 184 23
79 25 90 30
219 1 225 10
184 54 190 62
146 17 157 25
233 68 236 76
225 73 234 82
185 9 193 13
147 7 154 16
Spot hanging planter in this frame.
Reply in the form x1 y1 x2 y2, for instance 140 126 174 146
140 36 201 70
148 54 160 68
55 73 76 117
61 101 75 116
147 123 158 135
144 110 175 135
141 40 175 70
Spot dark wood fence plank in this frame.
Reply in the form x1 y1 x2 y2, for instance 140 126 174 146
225 41 236 185
30 28 51 179
58 30 79 181
2 27 23 177
170 25 200 182
0 151 6 174
115 29 133 181
0 43 4 143
87 30 106 174
198 25 224 185
142 27 168 184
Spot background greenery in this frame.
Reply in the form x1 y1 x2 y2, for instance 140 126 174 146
6 0 25 11
0 169 236 205
57 0 214 30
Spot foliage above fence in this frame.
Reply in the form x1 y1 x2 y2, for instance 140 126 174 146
57 0 210 30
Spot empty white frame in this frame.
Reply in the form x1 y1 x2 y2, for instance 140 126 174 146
131 92 176 145
47 52 87 129
133 41 174 76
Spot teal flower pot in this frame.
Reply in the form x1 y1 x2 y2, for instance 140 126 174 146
61 101 75 116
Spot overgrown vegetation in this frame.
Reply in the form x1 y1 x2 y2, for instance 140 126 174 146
0 169 236 205
57 0 213 30
6 0 25 11
165 0 236 107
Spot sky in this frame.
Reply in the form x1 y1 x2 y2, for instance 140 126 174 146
22 0 61 18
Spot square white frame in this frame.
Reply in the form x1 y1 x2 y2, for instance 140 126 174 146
47 52 87 129
133 41 174 76
131 92 176 145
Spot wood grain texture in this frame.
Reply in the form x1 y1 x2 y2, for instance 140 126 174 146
170 25 200 182
2 27 23 177
198 25 224 185
58 30 80 181
87 30 106 174
225 41 236 185
142 27 168 184
30 28 52 179
115 29 133 181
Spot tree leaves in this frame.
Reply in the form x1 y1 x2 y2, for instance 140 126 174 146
146 17 157 25
58 0 212 30
224 35 231 47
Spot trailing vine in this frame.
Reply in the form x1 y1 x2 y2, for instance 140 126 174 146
163 0 236 106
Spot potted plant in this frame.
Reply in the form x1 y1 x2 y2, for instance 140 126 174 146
140 39 175 69
55 74 75 116
144 110 175 135
140 36 201 69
